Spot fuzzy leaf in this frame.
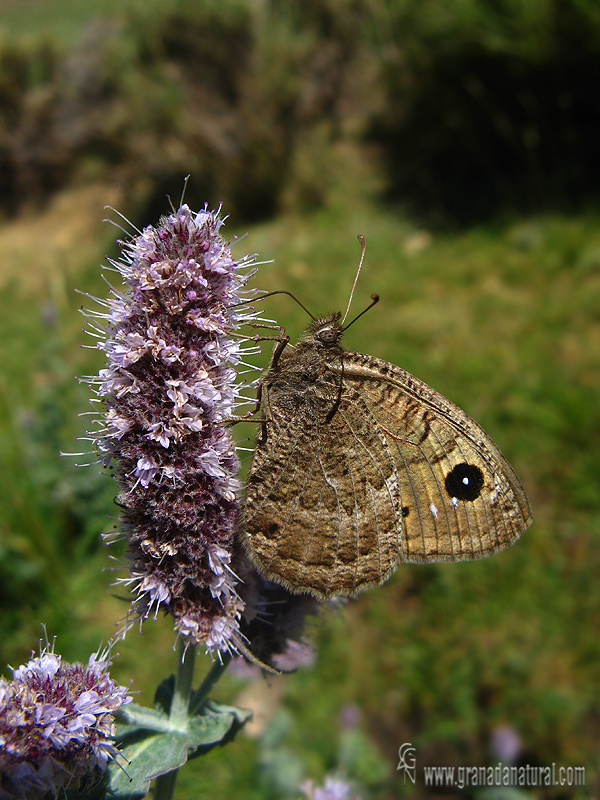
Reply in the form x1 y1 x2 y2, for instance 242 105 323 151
115 702 172 739
187 701 252 759
108 701 251 797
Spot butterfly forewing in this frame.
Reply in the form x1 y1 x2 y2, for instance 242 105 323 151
333 352 532 564
242 320 532 598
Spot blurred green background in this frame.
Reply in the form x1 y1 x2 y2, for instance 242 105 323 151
0 1 599 798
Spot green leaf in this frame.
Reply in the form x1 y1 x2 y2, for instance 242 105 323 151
107 701 252 797
115 702 172 740
204 699 252 726
187 701 252 759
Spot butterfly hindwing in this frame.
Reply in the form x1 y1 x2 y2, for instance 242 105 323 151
244 370 402 596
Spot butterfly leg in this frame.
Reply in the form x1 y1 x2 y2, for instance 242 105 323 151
224 328 289 424
245 323 290 398
236 322 290 372
238 321 286 336
248 334 289 428
251 332 289 443
240 330 289 442
245 322 283 331
266 330 290 371
245 328 290 411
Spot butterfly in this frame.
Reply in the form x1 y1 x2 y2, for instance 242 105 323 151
241 241 532 598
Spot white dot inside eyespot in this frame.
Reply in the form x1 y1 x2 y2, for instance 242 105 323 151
429 502 438 518
462 476 469 485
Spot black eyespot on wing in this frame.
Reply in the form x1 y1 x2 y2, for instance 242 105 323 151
444 463 484 501
401 506 410 517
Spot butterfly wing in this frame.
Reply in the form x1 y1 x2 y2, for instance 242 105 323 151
332 351 532 566
242 349 532 597
243 363 405 596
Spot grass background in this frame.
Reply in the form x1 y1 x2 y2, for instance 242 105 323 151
0 1 599 798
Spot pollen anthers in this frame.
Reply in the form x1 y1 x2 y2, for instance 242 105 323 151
81 203 263 655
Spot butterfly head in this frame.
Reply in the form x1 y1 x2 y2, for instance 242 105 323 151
302 313 344 348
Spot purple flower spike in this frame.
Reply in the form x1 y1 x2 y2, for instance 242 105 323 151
0 642 131 799
81 204 262 654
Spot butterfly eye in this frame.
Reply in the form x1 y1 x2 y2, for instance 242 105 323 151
317 327 338 346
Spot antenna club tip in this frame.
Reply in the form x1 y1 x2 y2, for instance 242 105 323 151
357 234 366 245
371 293 380 303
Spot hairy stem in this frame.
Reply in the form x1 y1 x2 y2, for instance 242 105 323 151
154 640 197 800
189 653 232 716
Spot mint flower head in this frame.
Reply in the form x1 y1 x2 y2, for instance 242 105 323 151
0 642 130 799
82 203 260 655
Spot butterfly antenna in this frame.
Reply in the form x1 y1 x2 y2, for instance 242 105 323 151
341 234 367 326
341 293 380 332
240 290 316 320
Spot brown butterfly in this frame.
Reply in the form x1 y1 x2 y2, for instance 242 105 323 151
241 239 532 598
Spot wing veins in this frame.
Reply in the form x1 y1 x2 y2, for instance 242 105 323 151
338 401 399 581
335 412 379 589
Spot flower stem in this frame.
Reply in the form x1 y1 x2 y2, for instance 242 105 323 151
189 653 232 716
171 639 197 725
154 769 178 800
154 639 197 800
